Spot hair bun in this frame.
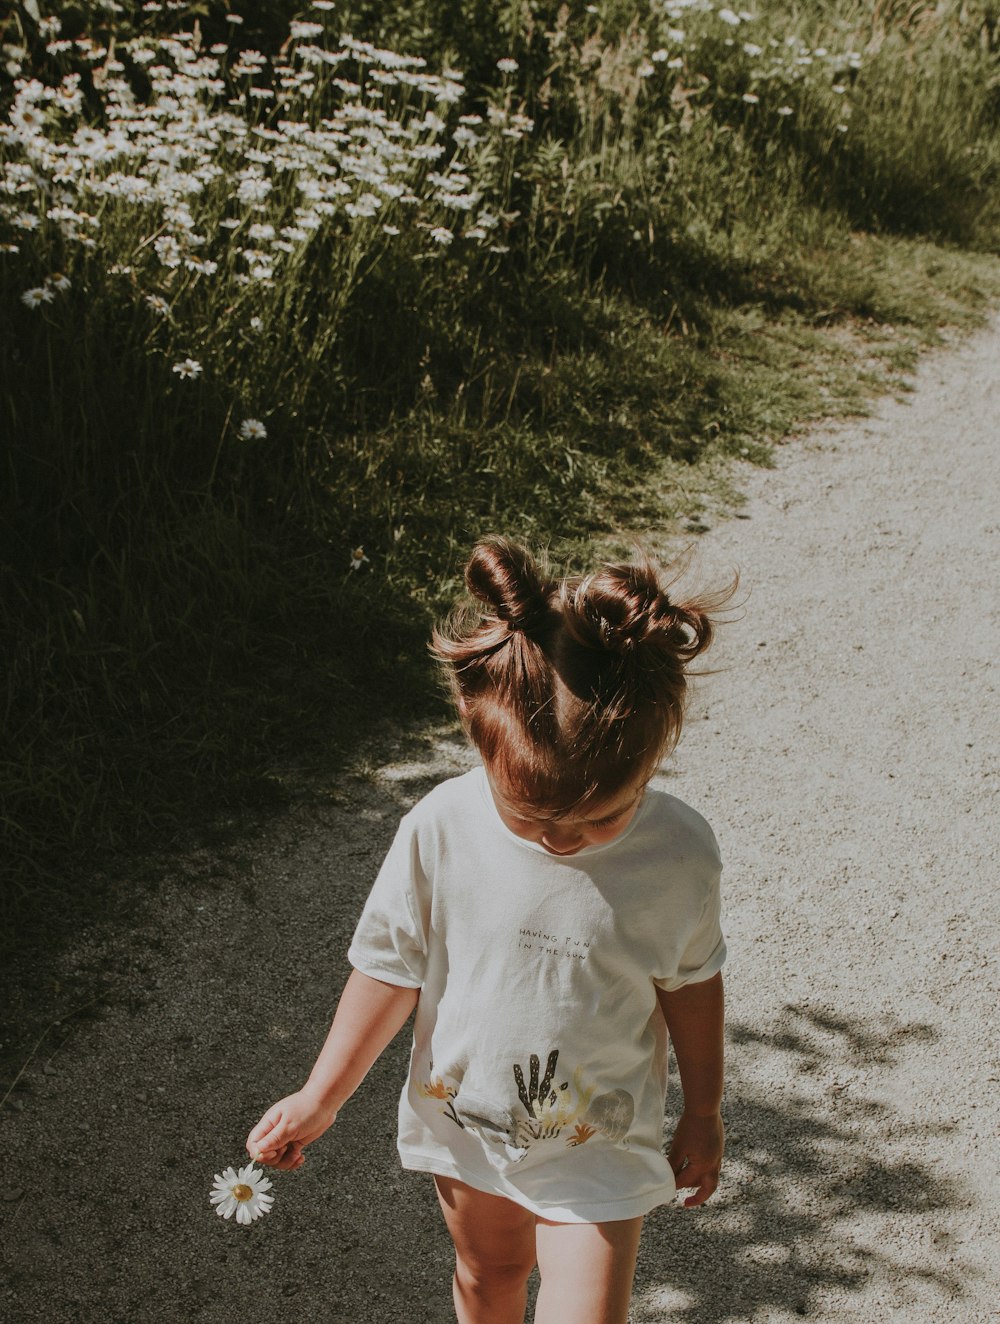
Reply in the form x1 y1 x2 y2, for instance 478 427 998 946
465 536 552 634
564 553 712 661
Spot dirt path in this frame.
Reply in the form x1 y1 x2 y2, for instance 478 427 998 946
2 316 997 1323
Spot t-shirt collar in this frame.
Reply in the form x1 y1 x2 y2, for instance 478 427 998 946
475 765 649 858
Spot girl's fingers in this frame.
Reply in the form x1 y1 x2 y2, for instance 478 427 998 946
677 1166 719 1206
247 1111 285 1158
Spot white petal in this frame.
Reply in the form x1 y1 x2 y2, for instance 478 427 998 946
236 1203 251 1225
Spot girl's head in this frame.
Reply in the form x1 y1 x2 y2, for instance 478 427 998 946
432 537 734 832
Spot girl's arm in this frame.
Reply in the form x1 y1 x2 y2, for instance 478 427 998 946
656 970 725 1207
247 969 419 1169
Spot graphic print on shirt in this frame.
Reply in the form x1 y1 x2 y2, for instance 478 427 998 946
418 1048 635 1164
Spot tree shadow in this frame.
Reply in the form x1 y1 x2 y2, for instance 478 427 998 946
633 1005 966 1322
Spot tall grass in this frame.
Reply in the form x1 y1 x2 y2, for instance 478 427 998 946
2 0 1000 952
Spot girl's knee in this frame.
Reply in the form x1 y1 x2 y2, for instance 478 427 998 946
435 1176 537 1301
454 1248 536 1297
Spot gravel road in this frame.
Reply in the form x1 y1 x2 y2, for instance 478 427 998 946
1 315 997 1324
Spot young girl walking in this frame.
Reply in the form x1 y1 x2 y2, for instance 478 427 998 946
247 536 732 1324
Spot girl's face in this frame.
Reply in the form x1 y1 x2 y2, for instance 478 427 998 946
486 770 649 856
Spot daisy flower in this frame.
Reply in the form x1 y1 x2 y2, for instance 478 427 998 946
22 286 54 308
496 58 519 74
350 546 370 571
209 1162 274 1225
239 418 267 440
172 357 202 380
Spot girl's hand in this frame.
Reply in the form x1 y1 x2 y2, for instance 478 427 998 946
668 1110 724 1208
246 1087 338 1171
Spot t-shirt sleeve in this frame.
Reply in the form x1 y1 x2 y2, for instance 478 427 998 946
347 813 430 989
652 864 726 993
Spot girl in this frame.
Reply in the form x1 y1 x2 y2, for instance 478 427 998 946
247 536 732 1324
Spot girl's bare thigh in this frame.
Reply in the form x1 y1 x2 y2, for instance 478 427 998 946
433 1175 643 1324
434 1176 537 1323
534 1213 643 1324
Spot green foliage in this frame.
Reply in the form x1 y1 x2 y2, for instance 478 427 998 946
2 0 1000 949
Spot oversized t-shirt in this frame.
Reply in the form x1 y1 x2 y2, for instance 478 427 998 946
348 766 726 1223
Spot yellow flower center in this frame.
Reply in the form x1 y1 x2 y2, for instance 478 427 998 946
232 1183 254 1202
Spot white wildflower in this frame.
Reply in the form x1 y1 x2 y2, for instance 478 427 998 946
718 8 741 25
11 104 46 136
154 235 183 268
349 546 370 571
225 13 244 24
239 418 267 441
237 176 272 205
496 58 519 74
209 1163 274 1225
741 92 759 104
172 357 202 379
21 287 54 308
146 294 171 316
776 105 793 116
430 226 453 244
47 273 71 292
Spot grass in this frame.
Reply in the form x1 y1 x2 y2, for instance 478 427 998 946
2 0 1000 962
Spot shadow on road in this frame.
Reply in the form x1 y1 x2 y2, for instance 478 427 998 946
634 1006 964 1322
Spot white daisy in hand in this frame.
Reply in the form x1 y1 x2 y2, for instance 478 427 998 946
209 1162 274 1225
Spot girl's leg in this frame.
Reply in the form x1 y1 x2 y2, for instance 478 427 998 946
533 1215 644 1324
433 1176 537 1324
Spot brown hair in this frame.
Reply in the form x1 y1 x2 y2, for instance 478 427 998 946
431 536 735 815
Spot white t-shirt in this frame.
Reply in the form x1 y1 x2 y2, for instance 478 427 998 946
348 766 726 1223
